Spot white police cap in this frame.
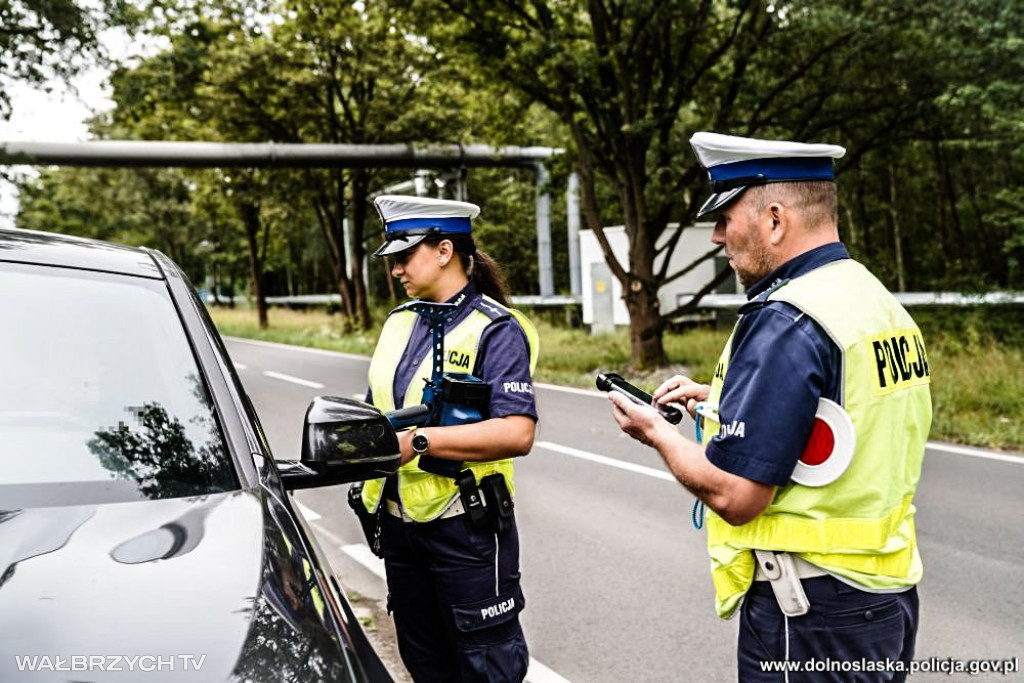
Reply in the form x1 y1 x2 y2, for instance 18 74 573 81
689 132 846 218
372 195 481 257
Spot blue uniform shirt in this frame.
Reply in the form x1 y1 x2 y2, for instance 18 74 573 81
705 243 847 486
366 280 538 422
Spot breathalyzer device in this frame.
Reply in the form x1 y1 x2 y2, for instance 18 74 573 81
596 372 683 425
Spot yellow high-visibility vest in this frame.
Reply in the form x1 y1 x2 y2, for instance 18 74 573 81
702 259 932 618
362 295 538 522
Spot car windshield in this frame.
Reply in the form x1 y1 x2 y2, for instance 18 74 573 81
0 261 237 507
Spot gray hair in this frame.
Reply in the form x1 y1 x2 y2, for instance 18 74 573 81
746 181 837 229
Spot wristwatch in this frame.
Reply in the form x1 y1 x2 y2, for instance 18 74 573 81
411 430 430 456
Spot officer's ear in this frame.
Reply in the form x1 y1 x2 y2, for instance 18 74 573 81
437 238 455 266
767 202 787 246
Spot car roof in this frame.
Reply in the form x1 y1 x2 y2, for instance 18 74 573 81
0 227 163 279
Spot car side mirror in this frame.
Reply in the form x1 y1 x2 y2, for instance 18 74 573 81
279 396 400 491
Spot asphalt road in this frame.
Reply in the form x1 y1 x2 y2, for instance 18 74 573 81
225 337 1024 682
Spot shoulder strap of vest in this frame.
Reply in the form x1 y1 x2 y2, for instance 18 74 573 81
387 301 413 316
472 295 512 321
379 306 418 335
738 277 793 315
477 295 540 375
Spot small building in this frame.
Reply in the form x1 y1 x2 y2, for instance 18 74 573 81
580 223 739 331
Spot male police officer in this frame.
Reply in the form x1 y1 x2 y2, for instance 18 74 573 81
609 132 931 681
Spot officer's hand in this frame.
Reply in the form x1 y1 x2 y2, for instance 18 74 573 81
652 375 710 419
607 391 663 448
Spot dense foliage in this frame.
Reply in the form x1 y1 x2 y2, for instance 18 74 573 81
9 0 1021 361
0 0 138 119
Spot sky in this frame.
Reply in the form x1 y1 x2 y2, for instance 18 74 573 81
0 27 140 229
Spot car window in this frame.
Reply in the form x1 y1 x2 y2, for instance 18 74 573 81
0 262 238 507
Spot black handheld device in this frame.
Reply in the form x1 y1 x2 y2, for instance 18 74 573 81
596 372 683 425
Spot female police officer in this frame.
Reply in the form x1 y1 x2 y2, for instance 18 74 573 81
359 195 538 682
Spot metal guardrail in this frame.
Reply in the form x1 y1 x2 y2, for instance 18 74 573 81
510 295 582 307
697 292 1024 309
207 293 583 307
209 290 1024 309
208 291 1021 309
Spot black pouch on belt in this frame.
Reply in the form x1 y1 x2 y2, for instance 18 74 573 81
347 482 383 558
480 473 514 533
456 470 491 530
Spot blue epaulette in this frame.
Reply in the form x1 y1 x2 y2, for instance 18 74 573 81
472 296 513 322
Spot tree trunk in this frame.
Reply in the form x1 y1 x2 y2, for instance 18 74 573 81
226 274 236 309
888 164 906 292
349 168 371 329
574 131 667 370
332 169 356 322
929 139 948 274
211 262 221 305
624 279 667 370
843 205 858 252
238 201 268 329
310 170 356 326
619 167 666 370
385 257 398 304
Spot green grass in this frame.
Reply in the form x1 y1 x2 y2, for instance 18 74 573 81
529 323 729 389
209 304 1023 452
925 329 1023 451
210 306 380 356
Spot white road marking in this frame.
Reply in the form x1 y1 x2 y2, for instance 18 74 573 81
539 438 1022 480
295 501 321 521
234 363 247 370
535 382 604 398
226 336 370 362
526 657 573 683
340 541 570 683
927 441 1023 464
253 341 1004 683
308 521 344 547
231 336 1018 464
342 544 387 581
536 441 674 482
263 370 325 389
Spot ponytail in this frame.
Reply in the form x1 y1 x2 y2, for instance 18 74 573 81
468 248 511 307
423 234 511 306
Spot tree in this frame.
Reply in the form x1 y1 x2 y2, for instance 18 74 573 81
19 0 1013 337
13 1 554 322
0 0 136 120
264 0 527 326
16 165 203 265
106 1 498 328
15 161 257 300
421 0 1022 368
105 12 288 327
416 1 773 367
88 376 234 500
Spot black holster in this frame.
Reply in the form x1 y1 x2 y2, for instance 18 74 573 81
457 471 514 533
347 482 383 558
480 473 514 533
456 470 490 530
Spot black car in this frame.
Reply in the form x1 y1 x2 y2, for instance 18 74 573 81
0 227 399 681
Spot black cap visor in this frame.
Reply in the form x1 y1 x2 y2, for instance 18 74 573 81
372 232 432 258
696 187 745 218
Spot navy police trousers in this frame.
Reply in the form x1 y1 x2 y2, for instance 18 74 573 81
381 510 529 682
738 575 919 682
